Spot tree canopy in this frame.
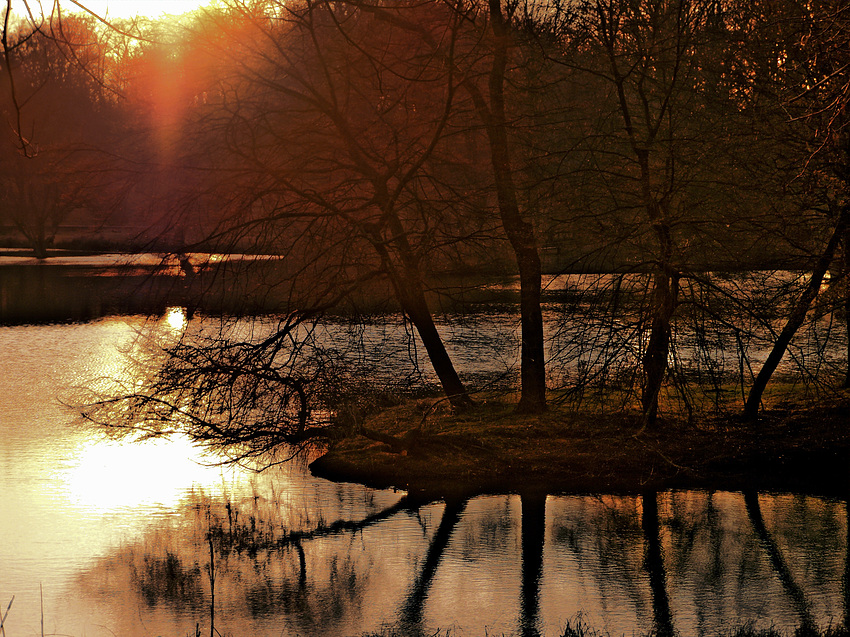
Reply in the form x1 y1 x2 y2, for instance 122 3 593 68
5 0 849 460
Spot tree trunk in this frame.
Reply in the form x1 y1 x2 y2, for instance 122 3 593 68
370 212 474 413
640 208 677 427
382 240 473 411
15 220 50 259
744 206 849 420
485 0 546 413
369 1 548 413
631 138 678 428
515 238 546 414
843 226 850 388
402 285 474 412
32 241 49 260
641 267 678 426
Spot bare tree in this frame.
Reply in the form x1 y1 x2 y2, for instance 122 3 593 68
749 0 850 417
0 9 123 256
466 0 548 413
79 0 498 458
197 1 483 412
548 0 758 425
358 0 552 412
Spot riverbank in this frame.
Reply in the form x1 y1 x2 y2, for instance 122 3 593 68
310 396 850 498
365 622 850 637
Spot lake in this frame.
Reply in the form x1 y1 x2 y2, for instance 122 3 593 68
0 258 848 636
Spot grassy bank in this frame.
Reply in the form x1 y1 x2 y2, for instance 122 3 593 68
363 622 850 637
310 395 850 498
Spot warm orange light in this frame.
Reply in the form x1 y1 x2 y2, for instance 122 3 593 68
164 306 188 331
71 0 214 20
12 1 215 21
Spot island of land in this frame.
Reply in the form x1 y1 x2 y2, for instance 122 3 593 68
310 397 850 499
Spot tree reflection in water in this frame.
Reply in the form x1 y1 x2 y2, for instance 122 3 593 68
398 496 468 634
745 492 816 633
134 550 206 612
642 491 674 637
546 492 847 636
521 493 547 637
73 483 421 636
846 500 850 631
547 494 650 630
69 489 847 636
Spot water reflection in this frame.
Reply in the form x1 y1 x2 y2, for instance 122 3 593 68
57 490 848 636
1 318 848 636
521 493 546 637
399 496 467 634
164 305 188 331
745 492 824 633
60 435 226 511
845 500 850 631
542 492 848 637
642 491 674 637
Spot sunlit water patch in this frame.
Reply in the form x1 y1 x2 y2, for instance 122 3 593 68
1 317 848 636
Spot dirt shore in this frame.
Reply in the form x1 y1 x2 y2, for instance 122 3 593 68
310 398 850 499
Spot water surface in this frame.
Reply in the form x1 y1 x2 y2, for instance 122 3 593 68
1 264 848 635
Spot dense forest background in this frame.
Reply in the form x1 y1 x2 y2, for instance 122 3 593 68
2 0 849 455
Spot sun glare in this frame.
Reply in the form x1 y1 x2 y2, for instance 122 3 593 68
164 306 188 331
14 0 215 21
62 435 234 512
88 0 214 19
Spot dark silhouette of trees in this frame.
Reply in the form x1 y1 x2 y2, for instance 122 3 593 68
82 313 341 463
745 491 818 633
741 0 850 418
743 214 849 418
33 0 850 456
0 10 123 257
364 0 552 412
532 0 850 423
0 149 81 258
641 491 675 637
398 497 467 633
519 492 546 637
181 1 481 412
463 0 548 413
546 0 771 425
79 0 507 457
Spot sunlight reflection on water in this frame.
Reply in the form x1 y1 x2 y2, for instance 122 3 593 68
164 305 188 331
59 435 231 512
0 316 847 637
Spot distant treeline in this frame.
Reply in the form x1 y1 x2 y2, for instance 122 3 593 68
7 1 850 448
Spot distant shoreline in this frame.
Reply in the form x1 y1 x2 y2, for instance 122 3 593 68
0 246 826 275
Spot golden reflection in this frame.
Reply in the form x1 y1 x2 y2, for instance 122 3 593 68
33 487 850 637
164 306 188 332
61 435 235 512
70 482 418 636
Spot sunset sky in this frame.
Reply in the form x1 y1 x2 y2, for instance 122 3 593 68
77 0 213 18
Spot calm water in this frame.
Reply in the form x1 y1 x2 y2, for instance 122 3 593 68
1 262 848 636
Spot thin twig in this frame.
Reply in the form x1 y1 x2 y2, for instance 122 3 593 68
0 595 14 637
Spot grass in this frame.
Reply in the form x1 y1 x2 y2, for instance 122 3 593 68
360 621 850 637
557 622 850 637
310 392 850 497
